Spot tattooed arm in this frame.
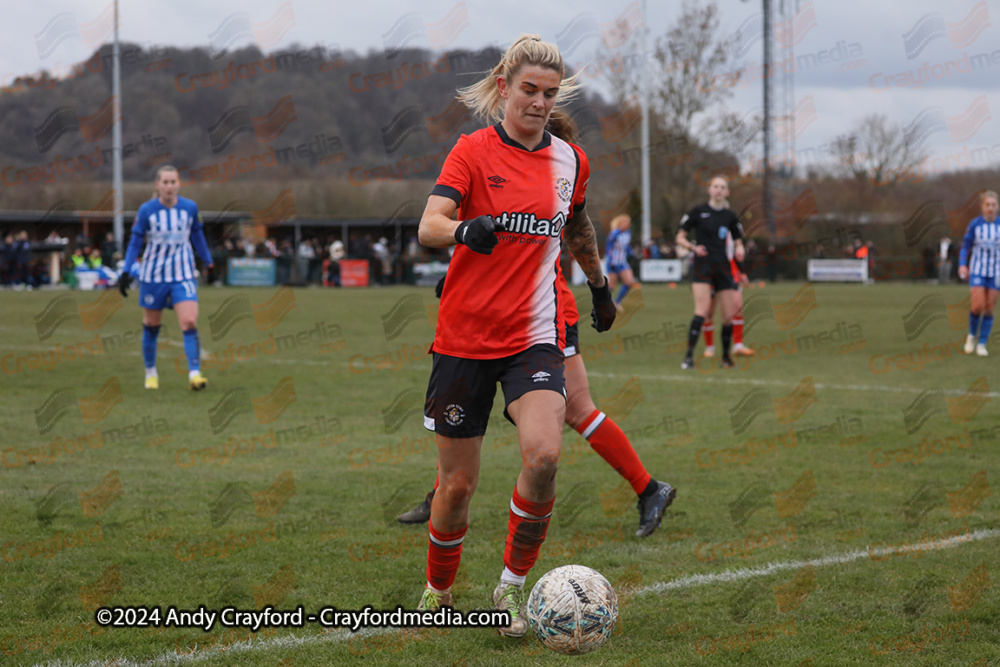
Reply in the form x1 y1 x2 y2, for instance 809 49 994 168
564 205 606 288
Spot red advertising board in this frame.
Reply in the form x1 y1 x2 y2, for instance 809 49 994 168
341 259 369 287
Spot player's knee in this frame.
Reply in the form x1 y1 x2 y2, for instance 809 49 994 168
439 475 477 505
523 450 560 483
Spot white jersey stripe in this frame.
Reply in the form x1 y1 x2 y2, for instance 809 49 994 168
163 208 173 282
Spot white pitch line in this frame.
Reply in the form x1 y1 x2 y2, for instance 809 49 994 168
30 528 999 667
587 370 1000 398
30 626 390 667
637 527 1000 595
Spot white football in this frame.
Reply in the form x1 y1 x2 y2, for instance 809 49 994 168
527 564 618 655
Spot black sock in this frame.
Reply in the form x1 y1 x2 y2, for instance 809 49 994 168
639 478 659 498
687 316 705 354
722 324 733 358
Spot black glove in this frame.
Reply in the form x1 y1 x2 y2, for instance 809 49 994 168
454 216 504 255
589 277 616 332
118 272 133 298
435 275 446 299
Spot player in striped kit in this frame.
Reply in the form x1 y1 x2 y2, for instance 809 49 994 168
400 109 675 546
605 213 639 311
118 165 214 389
414 35 616 637
959 190 1000 356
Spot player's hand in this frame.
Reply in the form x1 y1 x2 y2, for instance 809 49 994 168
589 276 616 332
958 266 969 281
694 245 708 257
454 216 505 255
118 272 133 298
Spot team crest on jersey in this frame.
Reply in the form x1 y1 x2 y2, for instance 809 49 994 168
444 404 465 426
555 177 572 203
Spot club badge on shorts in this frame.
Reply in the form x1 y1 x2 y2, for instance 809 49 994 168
444 404 465 426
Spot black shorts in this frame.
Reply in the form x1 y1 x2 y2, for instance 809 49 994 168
692 260 737 292
563 321 579 358
424 344 566 438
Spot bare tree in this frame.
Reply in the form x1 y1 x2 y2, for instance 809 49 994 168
652 1 740 143
605 1 745 146
831 114 927 187
597 1 749 232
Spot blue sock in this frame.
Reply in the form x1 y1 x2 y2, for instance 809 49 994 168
979 315 994 345
615 284 630 304
183 329 201 373
969 312 981 336
142 325 160 369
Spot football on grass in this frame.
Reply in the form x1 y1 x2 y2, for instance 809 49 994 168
526 564 618 655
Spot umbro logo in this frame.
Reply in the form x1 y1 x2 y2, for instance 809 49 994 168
701 212 711 218
532 371 551 382
488 175 507 189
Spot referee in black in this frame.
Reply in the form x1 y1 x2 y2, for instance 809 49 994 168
675 176 745 369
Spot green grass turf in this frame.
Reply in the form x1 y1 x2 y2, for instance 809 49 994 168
0 281 997 666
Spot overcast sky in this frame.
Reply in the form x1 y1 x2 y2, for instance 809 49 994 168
3 0 998 176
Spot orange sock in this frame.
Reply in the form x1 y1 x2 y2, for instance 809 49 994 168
426 522 466 590
575 409 651 494
703 321 715 347
734 313 744 346
503 487 554 576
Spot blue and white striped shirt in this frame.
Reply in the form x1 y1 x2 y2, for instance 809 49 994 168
960 216 1000 278
606 228 633 268
124 196 213 283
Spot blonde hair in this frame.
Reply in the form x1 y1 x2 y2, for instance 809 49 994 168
458 34 580 124
610 214 631 231
983 190 999 204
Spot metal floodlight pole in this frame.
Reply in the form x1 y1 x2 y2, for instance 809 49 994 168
112 0 124 253
640 0 652 248
763 0 776 238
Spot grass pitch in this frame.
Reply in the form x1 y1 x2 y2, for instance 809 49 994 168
0 281 997 666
